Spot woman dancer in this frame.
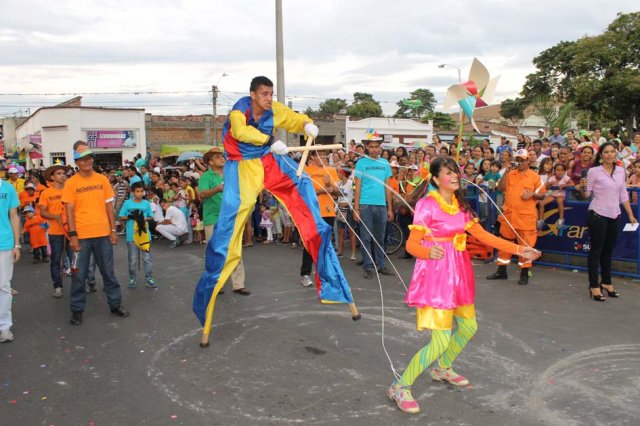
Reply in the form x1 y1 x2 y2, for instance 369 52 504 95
388 157 540 414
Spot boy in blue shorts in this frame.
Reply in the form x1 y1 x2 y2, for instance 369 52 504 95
119 182 156 288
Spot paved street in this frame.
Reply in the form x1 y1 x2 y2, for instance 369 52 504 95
1 240 639 425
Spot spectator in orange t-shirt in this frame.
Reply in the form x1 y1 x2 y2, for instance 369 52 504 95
487 149 546 285
22 206 48 263
18 182 38 208
62 141 128 326
298 149 339 287
39 165 72 298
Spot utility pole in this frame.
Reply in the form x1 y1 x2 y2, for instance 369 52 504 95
275 0 286 142
212 85 218 146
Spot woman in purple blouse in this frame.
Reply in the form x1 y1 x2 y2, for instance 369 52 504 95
578 142 637 301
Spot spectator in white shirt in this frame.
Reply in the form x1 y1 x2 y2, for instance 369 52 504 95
157 199 188 248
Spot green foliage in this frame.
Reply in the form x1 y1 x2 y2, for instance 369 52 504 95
425 111 456 131
500 98 528 123
521 12 640 132
394 88 436 119
346 92 383 119
533 97 575 133
318 98 348 116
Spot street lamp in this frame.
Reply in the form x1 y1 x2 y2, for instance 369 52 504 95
438 63 461 83
212 73 228 145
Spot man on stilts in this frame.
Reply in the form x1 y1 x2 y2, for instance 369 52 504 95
193 76 354 342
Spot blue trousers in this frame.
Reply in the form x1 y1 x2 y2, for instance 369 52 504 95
358 204 387 271
127 242 153 280
70 237 122 313
49 234 73 289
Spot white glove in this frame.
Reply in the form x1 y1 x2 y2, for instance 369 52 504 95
304 123 319 139
270 140 289 155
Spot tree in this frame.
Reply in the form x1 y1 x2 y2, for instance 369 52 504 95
425 111 456 131
346 92 383 119
318 98 348 116
520 12 640 134
394 88 436 119
533 97 575 133
500 97 528 124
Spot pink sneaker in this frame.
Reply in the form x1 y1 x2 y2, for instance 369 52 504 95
431 367 469 386
387 381 420 414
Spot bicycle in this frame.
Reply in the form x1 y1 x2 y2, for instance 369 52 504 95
384 220 404 254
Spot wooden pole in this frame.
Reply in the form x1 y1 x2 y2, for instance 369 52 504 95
296 135 314 177
349 302 362 321
287 144 343 153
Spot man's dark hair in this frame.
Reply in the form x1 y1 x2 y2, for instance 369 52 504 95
532 139 542 146
250 76 274 92
609 129 619 137
159 198 168 204
127 165 137 172
73 140 87 150
131 182 144 191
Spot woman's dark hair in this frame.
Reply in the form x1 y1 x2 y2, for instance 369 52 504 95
538 157 553 174
396 146 408 157
594 141 618 166
478 159 491 176
407 156 473 213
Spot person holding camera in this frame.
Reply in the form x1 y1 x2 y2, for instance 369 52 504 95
487 149 546 285
577 141 637 301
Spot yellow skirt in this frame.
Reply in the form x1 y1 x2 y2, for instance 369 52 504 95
416 304 476 331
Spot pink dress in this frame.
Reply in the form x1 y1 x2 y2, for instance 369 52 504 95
405 196 475 310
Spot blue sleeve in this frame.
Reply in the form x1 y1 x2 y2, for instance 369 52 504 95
145 201 153 219
385 163 392 179
354 159 364 179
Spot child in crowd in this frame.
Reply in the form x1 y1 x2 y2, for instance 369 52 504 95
626 159 640 203
191 199 205 244
538 157 554 185
461 163 476 186
258 204 274 244
271 204 283 242
148 193 164 239
22 206 48 264
163 183 175 202
279 203 293 244
538 163 571 229
119 182 156 288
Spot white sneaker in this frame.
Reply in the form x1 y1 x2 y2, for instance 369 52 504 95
0 329 14 343
300 275 314 287
536 220 545 230
53 287 63 298
64 268 72 276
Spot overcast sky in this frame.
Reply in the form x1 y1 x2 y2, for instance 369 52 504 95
0 0 637 118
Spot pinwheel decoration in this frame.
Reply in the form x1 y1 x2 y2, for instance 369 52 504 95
443 58 499 160
365 128 381 140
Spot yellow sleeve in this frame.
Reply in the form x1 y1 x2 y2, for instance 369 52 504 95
466 221 522 256
229 110 271 146
272 101 313 134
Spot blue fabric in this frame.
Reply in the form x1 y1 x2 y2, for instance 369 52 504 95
119 199 153 242
69 237 122 312
142 173 151 187
496 145 512 156
358 204 388 271
0 180 19 250
354 157 391 206
127 241 153 280
49 234 73 288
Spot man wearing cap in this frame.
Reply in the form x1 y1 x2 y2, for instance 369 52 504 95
354 138 394 278
19 182 38 209
0 173 21 342
39 164 72 298
6 167 25 194
198 147 249 295
537 128 546 140
62 141 128 325
487 149 546 285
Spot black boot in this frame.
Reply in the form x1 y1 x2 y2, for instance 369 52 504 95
518 268 529 285
486 265 508 280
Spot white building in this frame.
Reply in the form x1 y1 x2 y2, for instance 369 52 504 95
346 117 433 150
15 98 146 169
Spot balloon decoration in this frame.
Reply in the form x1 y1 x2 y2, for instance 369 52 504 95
443 58 499 161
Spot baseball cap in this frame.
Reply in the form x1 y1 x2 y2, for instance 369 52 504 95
25 182 36 190
8 167 19 174
22 205 34 214
538 128 545 133
153 167 161 174
514 149 528 159
408 164 419 170
389 160 400 168
73 143 95 160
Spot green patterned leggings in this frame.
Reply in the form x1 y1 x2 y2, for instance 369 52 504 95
400 317 478 387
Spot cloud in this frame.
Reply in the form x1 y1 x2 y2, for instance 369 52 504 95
1 0 638 117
